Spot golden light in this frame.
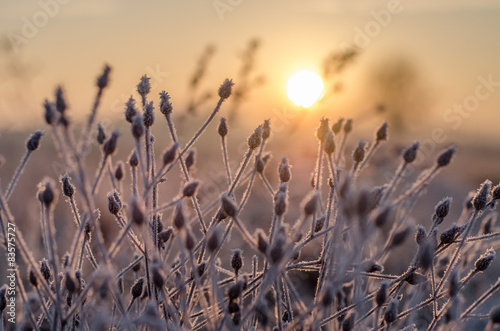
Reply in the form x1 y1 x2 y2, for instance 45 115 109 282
286 70 324 108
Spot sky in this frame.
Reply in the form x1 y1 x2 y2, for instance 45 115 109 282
1 0 500 140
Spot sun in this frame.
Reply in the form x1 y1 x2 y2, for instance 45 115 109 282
287 70 324 108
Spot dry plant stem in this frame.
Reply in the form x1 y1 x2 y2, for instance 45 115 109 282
15 268 41 331
5 150 32 200
131 165 138 196
42 206 64 328
167 98 225 174
434 210 479 297
221 135 232 185
107 220 134 258
393 166 439 206
238 141 266 212
358 140 380 172
35 287 53 328
259 172 275 195
107 159 118 191
91 154 108 195
461 277 500 320
78 85 104 156
165 113 207 234
379 161 407 205
134 138 148 188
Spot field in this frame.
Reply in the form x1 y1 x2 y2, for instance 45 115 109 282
0 66 500 331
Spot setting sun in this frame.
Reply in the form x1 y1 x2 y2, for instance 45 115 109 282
286 70 324 108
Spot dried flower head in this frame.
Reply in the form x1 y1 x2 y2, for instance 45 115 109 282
159 91 173 116
60 173 74 198
152 265 165 288
130 196 146 226
55 86 67 113
173 202 185 230
131 277 144 298
323 130 335 155
185 149 195 171
163 142 179 167
415 225 427 246
315 215 326 232
402 141 420 163
279 156 291 183
331 118 344 134
352 139 367 164
218 117 228 137
303 192 318 216
107 192 121 215
475 248 496 271
218 78 234 100
131 114 145 139
65 272 77 293
26 130 44 151
40 259 51 281
183 180 200 198
492 183 500 201
137 75 151 98
262 119 271 140
125 97 138 123
384 298 398 324
374 205 393 228
255 229 268 254
39 178 57 207
376 282 388 307
96 64 111 89
435 197 452 219
103 130 120 156
29 269 38 287
248 126 263 150
436 145 457 167
97 122 106 144
129 150 138 167
207 228 220 254
185 229 195 251
231 249 243 274
473 180 492 211
274 191 287 216
376 121 389 142
158 227 174 249
344 119 353 134
270 235 285 264
115 161 124 181
44 100 56 125
440 224 462 245
316 117 330 142
143 101 155 127
222 193 238 217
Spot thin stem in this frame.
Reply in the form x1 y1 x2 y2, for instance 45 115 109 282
5 150 32 200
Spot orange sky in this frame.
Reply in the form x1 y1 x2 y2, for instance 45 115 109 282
1 0 500 140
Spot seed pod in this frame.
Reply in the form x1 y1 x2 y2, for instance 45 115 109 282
374 205 393 228
440 224 461 245
218 78 234 100
185 230 195 251
158 227 174 248
342 313 355 331
274 191 287 216
107 193 120 215
131 277 144 298
152 265 165 288
159 91 173 115
124 97 138 123
376 121 388 142
436 145 457 167
228 302 240 314
331 118 344 134
131 114 145 139
196 262 206 278
473 180 492 211
415 225 427 246
44 100 56 125
183 180 200 198
222 194 237 217
315 215 326 233
185 150 195 171
231 249 243 274
303 193 318 216
256 157 265 173
402 141 420 163
482 214 494 235
384 298 398 324
435 197 452 219
228 281 243 301
316 118 329 142
96 64 111 89
376 282 388 307
130 197 145 226
490 305 500 324
389 226 411 248
29 269 38 287
65 272 77 294
279 157 291 183
143 101 155 127
129 151 138 167
137 75 151 98
55 86 67 113
262 119 271 140
475 248 496 272
60 173 74 198
163 142 179 167
405 272 427 285
343 119 353 134
103 131 120 156
323 131 335 155
115 162 124 181
321 286 334 307
0 286 7 312
27 130 44 151
248 126 263 150
40 178 57 207
173 202 185 230
352 140 366 164
97 122 106 144
218 117 228 137
206 228 220 254
256 229 268 254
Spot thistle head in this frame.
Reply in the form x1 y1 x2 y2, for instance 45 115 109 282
218 79 234 100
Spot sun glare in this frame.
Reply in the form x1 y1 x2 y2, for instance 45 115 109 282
287 70 324 108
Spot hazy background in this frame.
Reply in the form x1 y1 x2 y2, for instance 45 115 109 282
1 0 500 140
